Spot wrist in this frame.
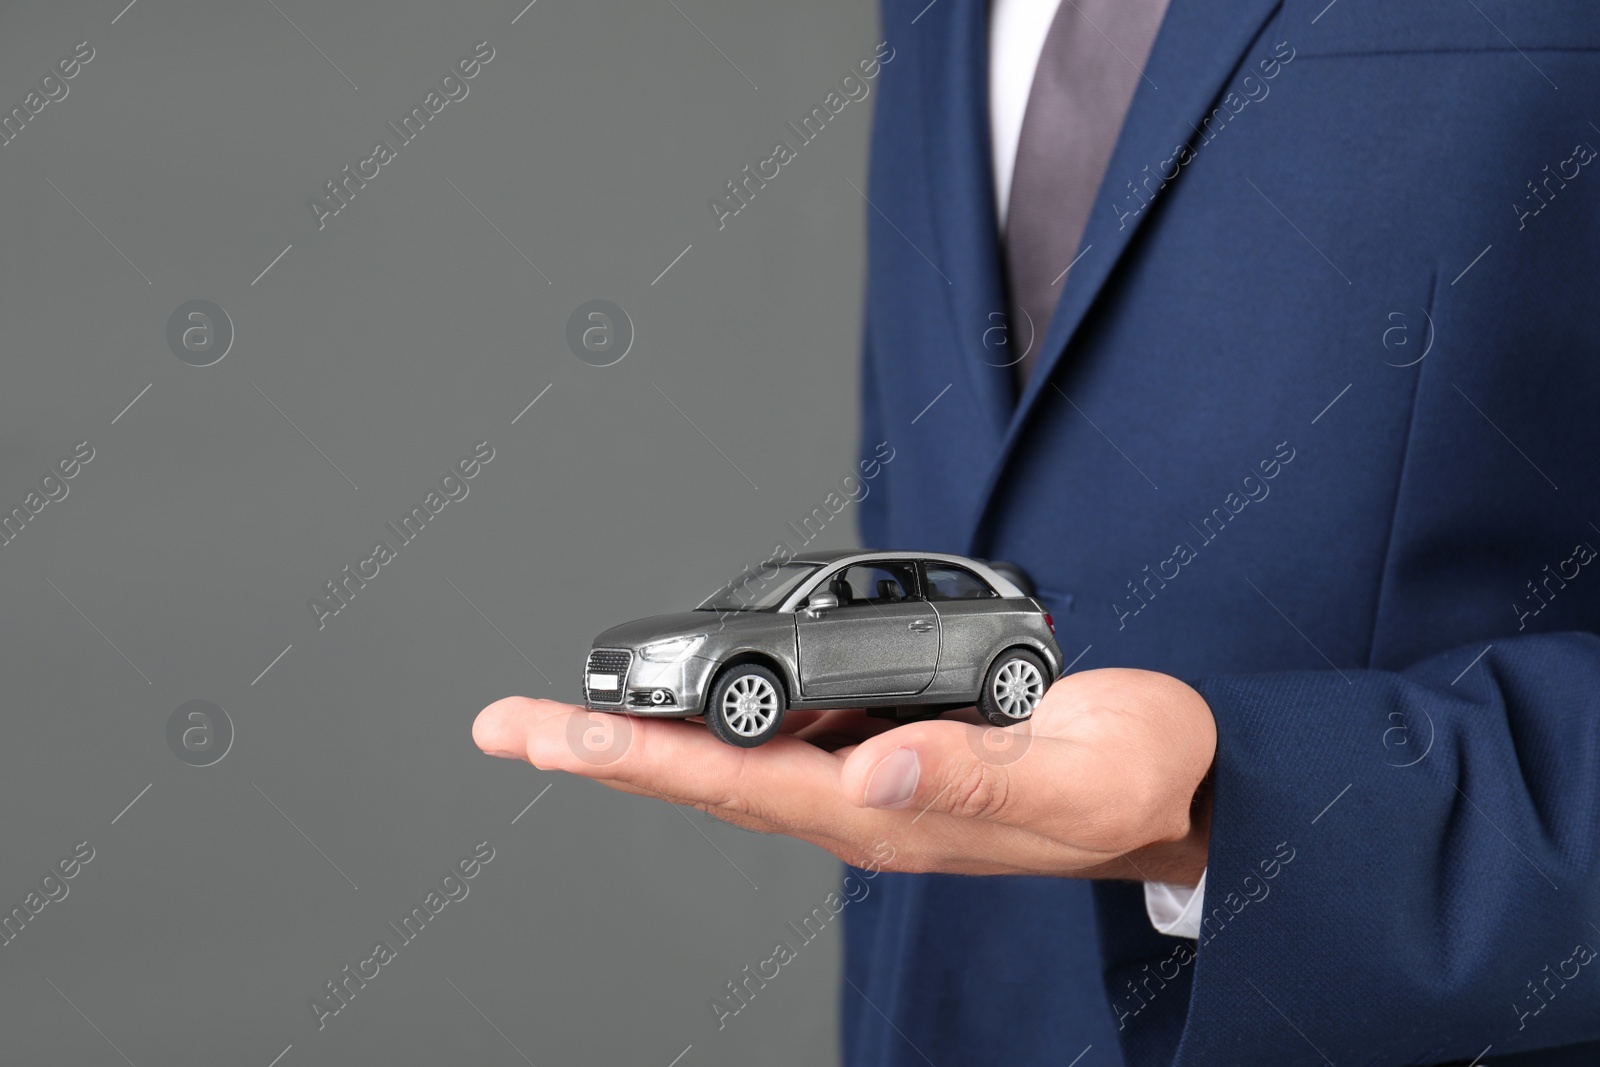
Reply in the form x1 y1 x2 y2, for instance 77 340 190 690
1125 682 1216 885
1132 770 1212 885
1075 765 1213 884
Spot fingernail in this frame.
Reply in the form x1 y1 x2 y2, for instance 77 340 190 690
863 747 920 809
483 746 523 761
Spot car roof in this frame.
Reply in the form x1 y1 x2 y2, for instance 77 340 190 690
786 548 974 566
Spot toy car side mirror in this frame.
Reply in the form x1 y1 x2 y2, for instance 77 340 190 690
804 592 839 617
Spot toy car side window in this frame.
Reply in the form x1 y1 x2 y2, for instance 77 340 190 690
921 563 998 601
834 561 921 605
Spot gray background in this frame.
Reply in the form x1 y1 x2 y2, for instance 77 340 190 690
0 1 882 1063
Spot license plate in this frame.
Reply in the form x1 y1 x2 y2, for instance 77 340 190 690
587 673 619 690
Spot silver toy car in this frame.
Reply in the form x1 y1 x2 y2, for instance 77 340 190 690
582 550 1063 746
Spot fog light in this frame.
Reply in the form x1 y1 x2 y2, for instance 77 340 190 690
650 688 671 705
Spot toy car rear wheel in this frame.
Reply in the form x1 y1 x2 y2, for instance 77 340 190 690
977 648 1047 727
706 664 786 747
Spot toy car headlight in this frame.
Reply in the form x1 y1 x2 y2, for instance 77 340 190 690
638 635 706 662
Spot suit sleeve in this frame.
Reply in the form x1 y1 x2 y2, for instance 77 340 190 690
1094 632 1600 1066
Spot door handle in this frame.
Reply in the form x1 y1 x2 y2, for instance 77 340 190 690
908 619 935 633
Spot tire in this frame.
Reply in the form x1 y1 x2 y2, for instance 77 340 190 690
705 663 787 747
977 648 1048 727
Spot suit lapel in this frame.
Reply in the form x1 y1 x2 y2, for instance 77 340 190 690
963 0 1286 551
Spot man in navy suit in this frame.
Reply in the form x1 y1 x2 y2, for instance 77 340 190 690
477 0 1600 1063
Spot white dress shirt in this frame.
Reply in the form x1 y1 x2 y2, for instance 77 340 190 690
988 0 1204 939
988 0 1063 229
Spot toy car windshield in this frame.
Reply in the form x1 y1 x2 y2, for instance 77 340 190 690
695 562 821 612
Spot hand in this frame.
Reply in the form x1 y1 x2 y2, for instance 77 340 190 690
473 668 1216 884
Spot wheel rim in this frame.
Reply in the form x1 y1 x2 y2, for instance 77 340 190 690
721 674 780 736
991 658 1044 719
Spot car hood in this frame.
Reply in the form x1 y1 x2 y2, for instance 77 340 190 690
591 610 783 649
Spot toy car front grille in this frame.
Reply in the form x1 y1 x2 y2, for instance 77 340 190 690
584 648 632 705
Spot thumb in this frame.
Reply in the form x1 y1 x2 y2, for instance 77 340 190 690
840 719 1059 825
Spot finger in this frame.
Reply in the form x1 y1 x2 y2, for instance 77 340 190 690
940 706 986 728
778 709 831 735
520 701 898 839
477 696 894 845
792 708 900 751
474 696 574 759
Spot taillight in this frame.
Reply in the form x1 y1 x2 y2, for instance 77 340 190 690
1043 612 1055 633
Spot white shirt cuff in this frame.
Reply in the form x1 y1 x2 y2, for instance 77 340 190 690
1143 869 1207 939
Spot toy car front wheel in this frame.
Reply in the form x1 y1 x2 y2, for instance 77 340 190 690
705 664 786 747
977 648 1048 727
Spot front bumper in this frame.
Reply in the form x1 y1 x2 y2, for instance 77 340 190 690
582 648 715 715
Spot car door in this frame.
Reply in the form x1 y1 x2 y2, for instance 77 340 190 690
795 560 939 699
920 561 1009 694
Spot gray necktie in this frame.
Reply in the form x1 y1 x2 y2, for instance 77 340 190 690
1004 0 1170 387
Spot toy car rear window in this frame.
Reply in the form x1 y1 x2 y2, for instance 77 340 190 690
922 563 997 600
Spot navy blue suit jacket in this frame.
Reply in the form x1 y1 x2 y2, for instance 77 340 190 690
846 1 1600 1064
